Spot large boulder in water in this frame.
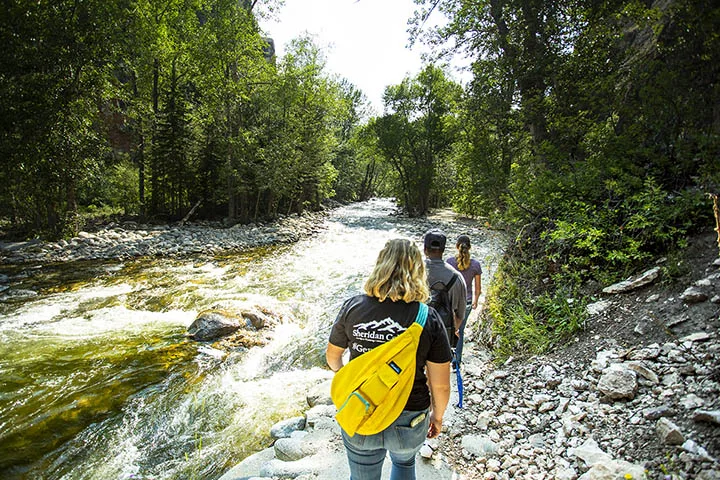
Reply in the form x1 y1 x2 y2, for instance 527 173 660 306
188 310 244 341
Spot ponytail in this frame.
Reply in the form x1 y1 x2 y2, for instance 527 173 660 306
456 243 470 270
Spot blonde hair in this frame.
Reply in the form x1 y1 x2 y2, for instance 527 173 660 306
455 240 471 271
364 239 429 303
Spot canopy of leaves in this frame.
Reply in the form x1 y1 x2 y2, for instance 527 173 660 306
0 0 372 237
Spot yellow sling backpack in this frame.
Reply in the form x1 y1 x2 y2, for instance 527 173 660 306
330 303 428 437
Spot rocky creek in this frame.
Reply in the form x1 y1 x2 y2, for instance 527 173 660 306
0 199 505 479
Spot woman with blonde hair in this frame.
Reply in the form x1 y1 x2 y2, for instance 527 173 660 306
326 238 452 480
446 235 482 369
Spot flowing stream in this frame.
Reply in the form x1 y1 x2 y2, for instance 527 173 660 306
0 199 504 480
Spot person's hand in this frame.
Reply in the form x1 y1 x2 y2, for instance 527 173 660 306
427 412 443 438
472 301 478 310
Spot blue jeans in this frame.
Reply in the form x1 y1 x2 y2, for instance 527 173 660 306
454 302 473 366
341 409 430 480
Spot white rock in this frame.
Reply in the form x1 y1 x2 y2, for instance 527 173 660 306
571 438 612 466
680 286 708 303
680 393 705 409
682 439 717 462
680 332 712 343
577 459 646 479
602 267 660 294
597 364 638 400
626 361 659 384
586 300 613 315
419 443 434 459
462 434 499 458
694 410 720 424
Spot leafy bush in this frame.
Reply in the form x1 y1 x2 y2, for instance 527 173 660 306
485 249 588 361
106 160 141 216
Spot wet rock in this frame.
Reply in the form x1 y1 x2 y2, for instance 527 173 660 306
274 434 315 462
304 405 338 432
242 310 268 330
259 457 317 478
306 379 333 407
187 310 243 341
217 446 276 480
1 210 328 264
0 288 38 301
270 416 307 439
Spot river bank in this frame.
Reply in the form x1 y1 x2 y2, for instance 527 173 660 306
0 210 329 266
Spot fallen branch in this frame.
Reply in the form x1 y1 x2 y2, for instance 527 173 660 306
179 199 203 226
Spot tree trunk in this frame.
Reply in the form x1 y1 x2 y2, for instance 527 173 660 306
150 58 160 214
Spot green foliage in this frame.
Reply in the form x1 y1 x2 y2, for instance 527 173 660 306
0 0 377 234
373 65 462 215
486 253 587 361
107 160 141 215
0 0 125 237
411 0 719 359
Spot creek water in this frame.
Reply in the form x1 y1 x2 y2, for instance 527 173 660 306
0 199 503 480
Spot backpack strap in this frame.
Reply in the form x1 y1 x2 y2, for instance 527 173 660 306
415 302 428 328
431 273 458 292
446 273 458 290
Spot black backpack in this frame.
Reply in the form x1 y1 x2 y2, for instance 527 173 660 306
428 275 458 348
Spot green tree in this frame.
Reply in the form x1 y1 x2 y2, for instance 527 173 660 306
414 0 719 358
0 0 129 236
241 36 341 218
374 64 462 215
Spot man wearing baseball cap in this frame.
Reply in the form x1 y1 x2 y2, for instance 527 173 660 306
423 230 466 349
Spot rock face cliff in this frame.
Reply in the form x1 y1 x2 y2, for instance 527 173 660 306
221 231 719 480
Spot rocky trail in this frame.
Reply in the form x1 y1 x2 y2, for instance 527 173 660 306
221 231 720 480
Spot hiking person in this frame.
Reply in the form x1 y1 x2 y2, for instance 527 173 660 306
423 230 466 356
446 234 482 369
326 238 452 480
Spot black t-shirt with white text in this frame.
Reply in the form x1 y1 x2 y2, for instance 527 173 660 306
328 295 453 411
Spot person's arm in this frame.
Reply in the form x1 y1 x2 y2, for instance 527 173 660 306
325 343 346 372
451 274 467 331
426 360 451 438
472 273 482 310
